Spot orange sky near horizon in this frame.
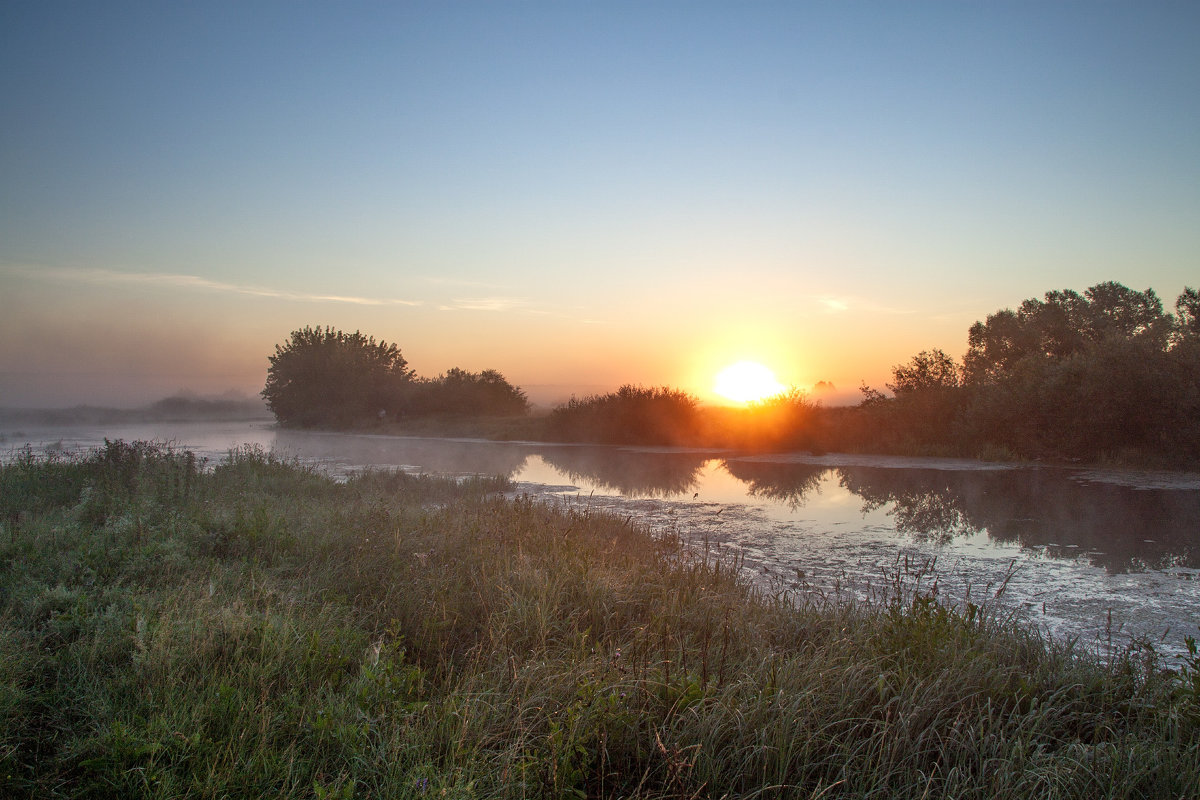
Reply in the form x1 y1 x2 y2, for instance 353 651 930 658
0 261 980 408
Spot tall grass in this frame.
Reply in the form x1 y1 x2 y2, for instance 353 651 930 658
2 441 1197 798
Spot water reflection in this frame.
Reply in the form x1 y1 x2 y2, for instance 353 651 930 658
271 430 532 479
837 467 991 544
537 447 710 498
526 448 1198 575
720 459 827 511
739 462 1200 574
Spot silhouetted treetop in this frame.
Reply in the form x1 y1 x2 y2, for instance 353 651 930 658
262 326 530 427
887 349 961 396
963 282 1178 385
549 385 701 445
408 367 529 417
843 282 1200 463
1176 287 1200 340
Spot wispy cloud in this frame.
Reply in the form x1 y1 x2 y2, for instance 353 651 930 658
422 276 501 289
815 294 916 316
433 296 600 321
3 264 422 306
438 296 528 312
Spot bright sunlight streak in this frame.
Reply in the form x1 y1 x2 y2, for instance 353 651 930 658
713 361 786 403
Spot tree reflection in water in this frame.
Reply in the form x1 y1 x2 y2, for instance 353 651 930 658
536 447 711 498
717 459 1200 574
720 460 829 511
838 469 979 544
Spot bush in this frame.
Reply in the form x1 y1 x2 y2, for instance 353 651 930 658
548 385 701 445
401 368 528 417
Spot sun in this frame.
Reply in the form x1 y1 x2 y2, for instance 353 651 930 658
713 361 786 403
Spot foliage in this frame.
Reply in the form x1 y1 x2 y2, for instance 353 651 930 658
547 385 701 445
887 348 962 396
257 281 1200 465
958 283 1200 461
699 388 827 452
262 326 413 427
2 443 1197 798
962 282 1172 385
262 327 528 427
1177 287 1200 340
836 282 1200 464
404 367 528 417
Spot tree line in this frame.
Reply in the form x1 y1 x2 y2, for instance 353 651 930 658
261 326 527 427
262 282 1200 466
844 282 1200 464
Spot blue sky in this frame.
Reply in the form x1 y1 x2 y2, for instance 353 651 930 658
2 1 1197 406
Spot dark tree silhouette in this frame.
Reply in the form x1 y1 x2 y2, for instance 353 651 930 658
262 326 413 426
955 283 1200 460
548 385 701 445
409 368 529 416
887 349 961 396
1177 287 1200 340
836 283 1200 463
963 282 1169 385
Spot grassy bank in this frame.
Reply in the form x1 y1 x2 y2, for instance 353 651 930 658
2 442 1198 798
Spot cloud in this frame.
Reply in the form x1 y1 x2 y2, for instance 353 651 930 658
815 294 915 316
433 297 603 322
2 264 422 307
421 276 501 289
438 296 528 312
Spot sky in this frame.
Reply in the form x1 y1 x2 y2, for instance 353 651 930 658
2 1 1198 408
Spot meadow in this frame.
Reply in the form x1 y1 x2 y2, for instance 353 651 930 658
2 441 1198 798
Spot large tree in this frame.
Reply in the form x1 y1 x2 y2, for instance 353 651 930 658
962 282 1170 385
854 283 1200 462
262 326 413 426
956 283 1200 460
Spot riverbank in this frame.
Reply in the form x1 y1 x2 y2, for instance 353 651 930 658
2 442 1197 798
310 408 1200 478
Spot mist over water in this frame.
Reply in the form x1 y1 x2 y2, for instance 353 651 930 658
4 419 1198 656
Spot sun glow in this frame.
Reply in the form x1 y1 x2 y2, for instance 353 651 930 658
713 361 786 403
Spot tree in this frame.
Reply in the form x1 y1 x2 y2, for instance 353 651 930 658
954 283 1200 461
548 385 701 445
424 368 529 416
1176 287 1200 340
887 349 961 396
874 349 967 451
262 326 413 426
963 282 1169 385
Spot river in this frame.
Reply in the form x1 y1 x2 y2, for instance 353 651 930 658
4 418 1199 659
